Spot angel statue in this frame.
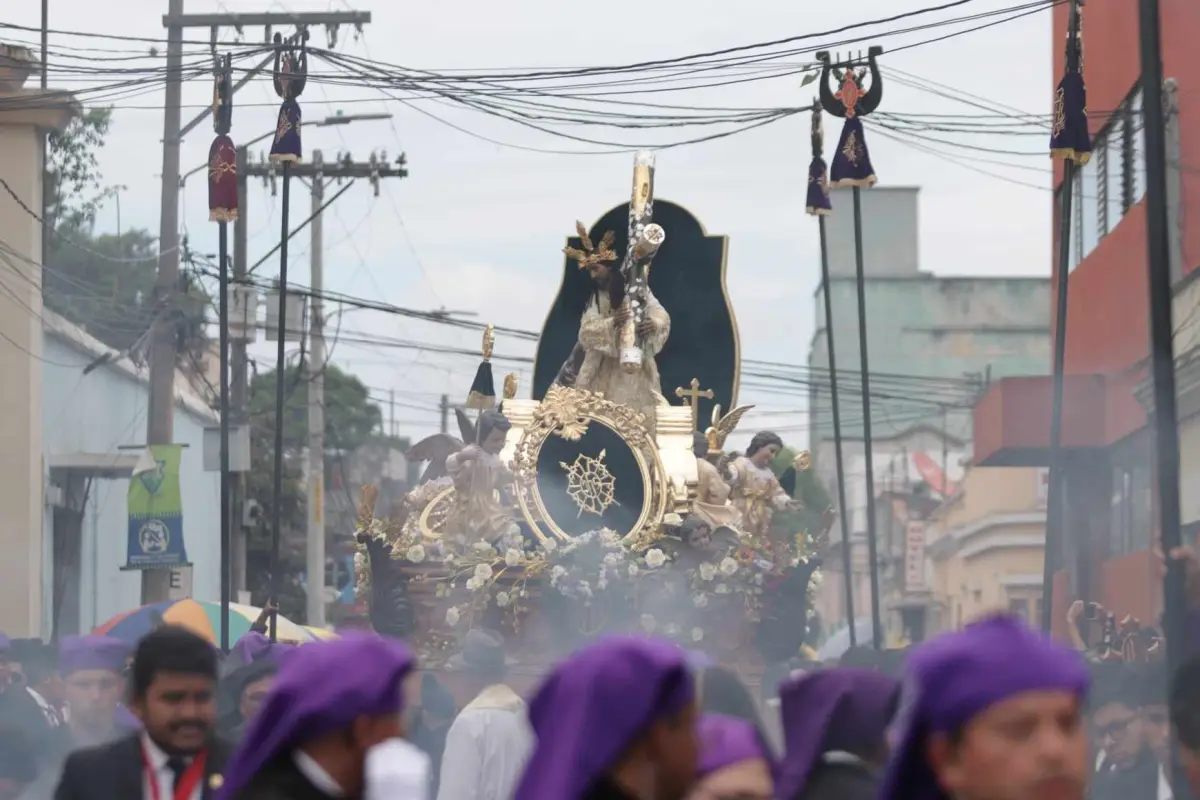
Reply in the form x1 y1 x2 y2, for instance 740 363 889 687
556 221 670 431
725 430 799 543
406 407 519 545
690 403 755 528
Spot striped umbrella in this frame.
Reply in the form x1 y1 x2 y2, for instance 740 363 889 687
94 600 323 646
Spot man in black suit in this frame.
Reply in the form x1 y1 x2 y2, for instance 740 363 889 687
54 626 232 800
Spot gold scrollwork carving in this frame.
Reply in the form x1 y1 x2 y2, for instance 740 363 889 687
511 386 665 544
416 485 456 540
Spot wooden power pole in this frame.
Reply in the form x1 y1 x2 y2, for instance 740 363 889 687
243 150 407 625
144 7 370 604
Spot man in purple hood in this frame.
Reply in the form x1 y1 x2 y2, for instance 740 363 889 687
879 615 1089 800
57 636 139 750
515 636 699 800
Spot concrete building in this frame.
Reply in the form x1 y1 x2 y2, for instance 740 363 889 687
922 465 1047 635
971 0 1200 636
0 43 79 636
42 310 221 638
809 186 1051 642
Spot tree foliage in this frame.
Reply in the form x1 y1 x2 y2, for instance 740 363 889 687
46 107 115 233
245 364 387 621
770 445 834 543
42 106 209 362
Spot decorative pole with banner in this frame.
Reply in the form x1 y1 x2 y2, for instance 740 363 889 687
208 52 238 653
266 31 307 642
805 99 856 648
1041 0 1091 633
126 445 188 570
817 47 885 650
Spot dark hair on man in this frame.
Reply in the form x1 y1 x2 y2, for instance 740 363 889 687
12 641 56 686
1087 661 1138 714
839 646 882 670
698 666 767 736
1171 655 1200 750
130 625 218 699
1135 662 1167 709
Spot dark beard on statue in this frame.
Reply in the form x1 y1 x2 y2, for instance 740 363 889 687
592 269 626 313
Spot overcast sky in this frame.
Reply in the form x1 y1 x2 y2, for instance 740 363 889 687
6 0 1052 449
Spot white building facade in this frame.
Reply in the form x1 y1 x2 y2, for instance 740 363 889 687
41 311 220 637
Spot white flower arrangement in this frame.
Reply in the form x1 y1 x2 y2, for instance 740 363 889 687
538 528 639 604
644 548 667 569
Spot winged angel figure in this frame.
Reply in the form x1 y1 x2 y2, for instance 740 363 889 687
406 407 519 544
687 404 755 529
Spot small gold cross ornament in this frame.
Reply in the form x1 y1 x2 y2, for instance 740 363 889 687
675 378 714 430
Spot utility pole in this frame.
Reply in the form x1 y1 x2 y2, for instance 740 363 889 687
389 389 396 437
439 394 449 434
306 150 326 628
142 7 369 605
241 149 406 625
143 0 187 604
221 114 390 603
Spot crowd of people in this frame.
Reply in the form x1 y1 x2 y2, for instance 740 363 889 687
2 613 1200 799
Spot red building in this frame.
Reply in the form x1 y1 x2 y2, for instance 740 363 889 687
973 0 1200 636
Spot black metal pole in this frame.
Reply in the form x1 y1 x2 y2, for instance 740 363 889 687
851 186 883 650
218 225 231 653
818 216 857 648
269 161 292 643
1041 157 1076 633
1041 0 1082 634
1137 2 1189 793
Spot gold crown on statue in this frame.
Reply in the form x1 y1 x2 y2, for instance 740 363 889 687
563 221 618 269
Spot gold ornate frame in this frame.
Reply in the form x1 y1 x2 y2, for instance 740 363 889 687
511 386 668 544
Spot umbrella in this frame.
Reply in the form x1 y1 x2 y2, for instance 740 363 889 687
301 625 338 641
94 600 321 646
816 617 877 662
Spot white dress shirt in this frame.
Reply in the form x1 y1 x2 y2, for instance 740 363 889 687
1158 765 1173 800
142 735 202 800
365 738 429 800
294 750 345 797
436 684 532 800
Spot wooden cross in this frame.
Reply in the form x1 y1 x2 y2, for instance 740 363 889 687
675 378 714 430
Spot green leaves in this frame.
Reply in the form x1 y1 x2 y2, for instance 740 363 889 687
46 107 113 232
43 105 210 365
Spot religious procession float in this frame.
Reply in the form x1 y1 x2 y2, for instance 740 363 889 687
353 150 835 694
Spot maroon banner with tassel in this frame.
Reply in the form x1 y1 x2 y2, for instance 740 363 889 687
208 56 238 222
